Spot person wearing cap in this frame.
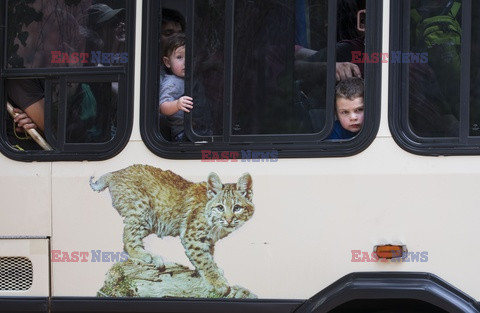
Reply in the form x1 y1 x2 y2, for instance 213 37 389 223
86 3 126 60
88 3 125 24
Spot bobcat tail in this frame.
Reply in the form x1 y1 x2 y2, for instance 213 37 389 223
89 173 112 192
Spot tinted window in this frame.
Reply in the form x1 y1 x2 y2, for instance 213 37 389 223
188 0 330 142
141 0 382 158
390 0 480 154
1 0 134 161
7 0 127 69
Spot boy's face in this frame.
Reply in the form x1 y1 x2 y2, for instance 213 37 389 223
163 46 185 78
336 96 364 133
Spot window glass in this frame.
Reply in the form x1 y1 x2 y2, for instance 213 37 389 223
185 0 330 141
144 0 381 158
191 0 225 137
389 0 480 154
470 1 480 136
231 0 309 135
48 80 118 144
7 0 127 69
2 0 133 160
408 0 461 137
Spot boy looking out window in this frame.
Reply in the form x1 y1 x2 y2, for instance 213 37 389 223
328 77 364 139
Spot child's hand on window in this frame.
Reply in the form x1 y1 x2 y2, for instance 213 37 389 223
176 96 193 112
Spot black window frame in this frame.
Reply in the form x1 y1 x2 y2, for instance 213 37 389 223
0 0 136 162
141 0 382 159
389 0 480 156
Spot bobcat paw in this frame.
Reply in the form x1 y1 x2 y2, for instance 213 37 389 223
208 281 230 297
129 254 165 271
227 285 257 299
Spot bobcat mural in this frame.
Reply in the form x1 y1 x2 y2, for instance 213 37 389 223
90 164 255 297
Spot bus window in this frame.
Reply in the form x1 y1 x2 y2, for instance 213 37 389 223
390 0 480 155
409 0 461 138
192 0 327 138
470 1 480 136
48 80 118 144
190 0 224 138
141 0 382 159
0 0 134 161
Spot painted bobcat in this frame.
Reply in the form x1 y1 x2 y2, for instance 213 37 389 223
89 164 254 296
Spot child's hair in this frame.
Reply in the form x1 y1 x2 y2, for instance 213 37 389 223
163 32 185 58
335 77 364 100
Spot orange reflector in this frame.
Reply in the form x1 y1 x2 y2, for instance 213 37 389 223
374 245 406 259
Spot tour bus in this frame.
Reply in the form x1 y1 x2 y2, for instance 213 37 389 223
1 0 480 312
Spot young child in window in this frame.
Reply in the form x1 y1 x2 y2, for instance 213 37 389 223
159 33 193 142
327 77 364 139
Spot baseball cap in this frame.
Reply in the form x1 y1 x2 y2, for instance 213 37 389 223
88 3 124 24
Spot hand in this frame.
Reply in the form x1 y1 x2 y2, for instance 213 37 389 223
13 108 38 133
176 96 193 113
336 62 361 81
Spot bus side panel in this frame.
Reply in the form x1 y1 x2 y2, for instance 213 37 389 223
0 156 51 237
49 140 480 300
